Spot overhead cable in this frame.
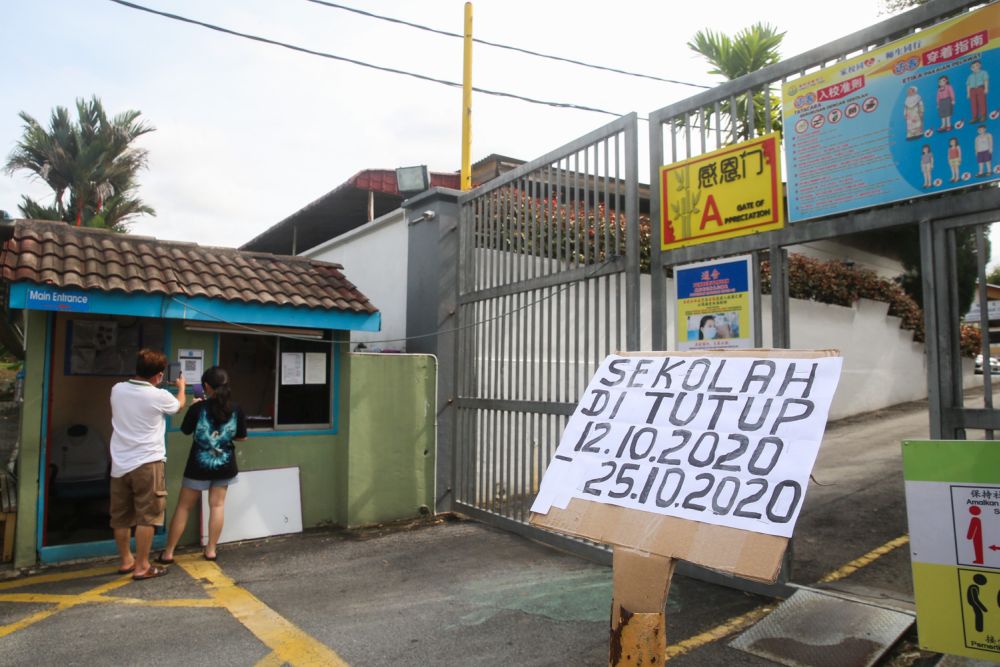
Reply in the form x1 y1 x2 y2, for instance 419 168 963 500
106 0 629 117
303 0 712 90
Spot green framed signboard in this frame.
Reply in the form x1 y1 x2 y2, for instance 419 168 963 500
904 440 1000 659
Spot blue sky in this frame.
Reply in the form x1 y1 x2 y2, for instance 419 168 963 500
2 0 926 252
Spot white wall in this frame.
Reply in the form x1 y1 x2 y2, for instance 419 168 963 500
790 240 904 280
303 209 408 351
314 227 964 420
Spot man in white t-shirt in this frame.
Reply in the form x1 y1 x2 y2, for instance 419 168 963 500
109 348 186 580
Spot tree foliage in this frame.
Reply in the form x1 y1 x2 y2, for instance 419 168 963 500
4 96 155 231
687 22 785 140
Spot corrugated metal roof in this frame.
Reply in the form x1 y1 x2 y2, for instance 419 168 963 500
1 220 378 314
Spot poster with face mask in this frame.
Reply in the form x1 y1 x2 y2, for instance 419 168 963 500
675 255 755 351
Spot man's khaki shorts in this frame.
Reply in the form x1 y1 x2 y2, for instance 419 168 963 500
109 460 167 528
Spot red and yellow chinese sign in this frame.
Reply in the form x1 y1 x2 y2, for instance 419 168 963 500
660 133 784 251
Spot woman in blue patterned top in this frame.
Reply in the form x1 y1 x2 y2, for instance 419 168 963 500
158 366 247 563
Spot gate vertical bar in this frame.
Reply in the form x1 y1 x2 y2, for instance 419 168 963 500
624 114 640 351
921 220 944 439
649 118 666 350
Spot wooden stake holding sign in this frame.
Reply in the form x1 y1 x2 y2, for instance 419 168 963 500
529 349 843 666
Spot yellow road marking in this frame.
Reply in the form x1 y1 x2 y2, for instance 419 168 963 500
0 574 132 638
0 602 73 638
254 651 288 667
0 592 220 607
818 534 910 583
664 605 775 660
179 557 349 667
663 534 911 661
0 565 123 590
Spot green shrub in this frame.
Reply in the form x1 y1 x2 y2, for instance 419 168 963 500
761 253 979 356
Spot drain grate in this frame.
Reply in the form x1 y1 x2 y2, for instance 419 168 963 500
729 588 914 667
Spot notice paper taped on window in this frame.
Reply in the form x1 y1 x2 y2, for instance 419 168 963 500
530 351 842 538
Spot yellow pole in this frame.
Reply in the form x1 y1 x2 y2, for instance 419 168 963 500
461 2 473 191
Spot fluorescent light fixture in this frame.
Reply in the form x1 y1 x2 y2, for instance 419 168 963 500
395 165 430 196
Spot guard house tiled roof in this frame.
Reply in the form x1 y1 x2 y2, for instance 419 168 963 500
1 220 378 314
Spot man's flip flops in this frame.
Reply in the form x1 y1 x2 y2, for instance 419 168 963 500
117 564 135 575
155 552 175 565
132 565 169 581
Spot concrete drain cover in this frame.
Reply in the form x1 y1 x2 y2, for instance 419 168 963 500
729 588 914 667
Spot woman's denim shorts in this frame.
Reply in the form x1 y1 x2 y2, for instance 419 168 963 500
181 475 239 491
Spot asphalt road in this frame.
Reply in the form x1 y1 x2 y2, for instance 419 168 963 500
0 397 967 666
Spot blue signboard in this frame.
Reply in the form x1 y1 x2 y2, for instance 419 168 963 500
25 287 91 312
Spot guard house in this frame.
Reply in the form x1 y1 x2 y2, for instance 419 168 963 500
0 220 380 567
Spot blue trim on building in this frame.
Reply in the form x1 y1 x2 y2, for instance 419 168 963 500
9 284 381 332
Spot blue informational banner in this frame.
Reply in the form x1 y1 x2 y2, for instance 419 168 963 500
674 255 754 351
782 3 1000 222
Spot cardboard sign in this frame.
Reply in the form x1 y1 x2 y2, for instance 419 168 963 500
531 349 841 582
660 133 783 251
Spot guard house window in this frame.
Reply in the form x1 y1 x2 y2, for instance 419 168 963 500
217 330 332 430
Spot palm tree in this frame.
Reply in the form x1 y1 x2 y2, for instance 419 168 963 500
687 23 785 141
4 96 155 230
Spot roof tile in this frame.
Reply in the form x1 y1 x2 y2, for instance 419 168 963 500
3 221 379 315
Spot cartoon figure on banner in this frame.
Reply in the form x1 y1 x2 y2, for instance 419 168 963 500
904 86 925 140
938 75 956 131
949 137 963 182
920 145 934 188
969 505 985 565
976 125 994 177
968 60 990 124
968 573 989 632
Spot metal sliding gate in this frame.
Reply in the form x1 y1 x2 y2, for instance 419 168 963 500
448 0 1000 587
452 114 640 558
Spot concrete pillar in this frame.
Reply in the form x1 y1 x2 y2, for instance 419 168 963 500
402 188 461 513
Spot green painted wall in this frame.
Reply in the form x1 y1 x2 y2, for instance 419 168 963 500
164 329 352 548
343 353 436 528
13 321 437 564
13 310 47 568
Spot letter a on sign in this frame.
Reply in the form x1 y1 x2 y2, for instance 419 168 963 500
700 195 722 229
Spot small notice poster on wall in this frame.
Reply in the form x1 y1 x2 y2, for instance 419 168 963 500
281 352 304 385
305 352 327 384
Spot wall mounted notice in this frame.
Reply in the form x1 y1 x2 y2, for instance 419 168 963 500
782 3 1000 221
281 352 304 385
304 352 327 384
675 256 754 351
531 352 842 537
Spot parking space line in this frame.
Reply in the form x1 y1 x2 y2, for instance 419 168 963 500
663 533 911 661
0 575 132 638
254 650 287 667
817 534 909 583
663 605 775 660
0 565 122 590
0 591 221 607
179 556 350 667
